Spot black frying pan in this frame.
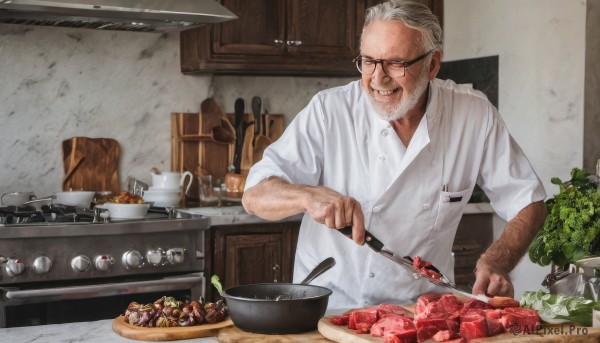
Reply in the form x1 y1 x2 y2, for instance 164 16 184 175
221 257 335 334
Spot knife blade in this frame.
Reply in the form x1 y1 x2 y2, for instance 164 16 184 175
337 226 490 303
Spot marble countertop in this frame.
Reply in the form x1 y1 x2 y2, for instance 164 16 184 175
180 203 493 227
1 319 220 343
177 206 304 226
1 310 348 343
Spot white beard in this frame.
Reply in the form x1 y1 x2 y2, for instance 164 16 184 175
369 63 431 121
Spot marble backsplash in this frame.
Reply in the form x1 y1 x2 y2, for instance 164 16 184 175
0 25 354 197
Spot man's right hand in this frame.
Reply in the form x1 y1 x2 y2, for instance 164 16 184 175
243 177 365 245
302 185 365 245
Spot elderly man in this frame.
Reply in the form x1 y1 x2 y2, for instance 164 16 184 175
242 0 547 309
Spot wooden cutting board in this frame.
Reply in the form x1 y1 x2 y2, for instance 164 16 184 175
62 137 120 194
318 305 600 342
217 326 331 342
112 316 234 341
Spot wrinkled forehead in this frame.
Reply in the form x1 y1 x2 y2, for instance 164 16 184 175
360 20 423 58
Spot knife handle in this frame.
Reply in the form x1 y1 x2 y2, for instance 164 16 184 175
338 226 384 252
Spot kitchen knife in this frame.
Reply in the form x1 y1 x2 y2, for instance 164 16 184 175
338 226 490 303
251 96 262 144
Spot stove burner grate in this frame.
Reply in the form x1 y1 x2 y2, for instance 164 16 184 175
0 204 95 224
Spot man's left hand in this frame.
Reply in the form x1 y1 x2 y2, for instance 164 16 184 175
472 266 514 298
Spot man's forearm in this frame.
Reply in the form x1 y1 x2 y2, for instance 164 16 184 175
476 201 547 273
242 177 309 220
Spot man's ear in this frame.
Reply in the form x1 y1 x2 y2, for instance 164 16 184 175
429 51 443 80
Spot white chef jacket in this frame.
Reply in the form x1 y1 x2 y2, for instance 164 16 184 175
245 79 546 309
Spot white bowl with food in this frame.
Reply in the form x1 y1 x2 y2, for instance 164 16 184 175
54 191 96 208
102 202 150 219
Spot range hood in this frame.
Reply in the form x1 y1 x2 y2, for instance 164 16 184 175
0 0 237 33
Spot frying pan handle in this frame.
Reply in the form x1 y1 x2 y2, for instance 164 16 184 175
338 226 384 252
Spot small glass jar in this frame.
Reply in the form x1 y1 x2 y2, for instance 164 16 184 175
94 191 113 205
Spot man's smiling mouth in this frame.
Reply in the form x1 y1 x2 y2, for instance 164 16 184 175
371 86 400 97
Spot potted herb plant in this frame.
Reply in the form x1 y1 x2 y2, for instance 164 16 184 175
528 168 600 268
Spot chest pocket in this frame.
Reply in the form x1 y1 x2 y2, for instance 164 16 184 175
433 188 469 231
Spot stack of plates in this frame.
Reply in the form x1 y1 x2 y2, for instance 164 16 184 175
143 187 180 207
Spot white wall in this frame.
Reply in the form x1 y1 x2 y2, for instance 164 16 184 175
444 0 587 297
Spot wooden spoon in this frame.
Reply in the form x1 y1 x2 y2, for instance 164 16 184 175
200 98 235 144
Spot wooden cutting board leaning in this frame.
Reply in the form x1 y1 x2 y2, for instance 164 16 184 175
112 316 233 341
318 304 600 343
62 137 120 194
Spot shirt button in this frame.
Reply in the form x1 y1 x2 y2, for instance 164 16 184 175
373 206 382 213
378 155 386 162
381 129 389 137
369 272 375 278
423 203 430 210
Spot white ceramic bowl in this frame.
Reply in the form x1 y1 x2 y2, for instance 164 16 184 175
102 203 150 219
55 191 96 208
143 188 180 207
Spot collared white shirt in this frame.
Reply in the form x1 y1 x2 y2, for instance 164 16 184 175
245 79 546 309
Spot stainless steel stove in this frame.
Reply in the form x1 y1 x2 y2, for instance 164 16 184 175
0 206 209 327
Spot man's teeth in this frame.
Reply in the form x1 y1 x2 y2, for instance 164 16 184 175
376 89 395 95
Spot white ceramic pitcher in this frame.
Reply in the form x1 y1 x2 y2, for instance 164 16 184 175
151 171 193 194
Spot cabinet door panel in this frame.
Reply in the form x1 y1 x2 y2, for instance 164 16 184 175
205 222 300 301
214 0 286 55
224 234 282 287
180 0 441 76
287 0 356 57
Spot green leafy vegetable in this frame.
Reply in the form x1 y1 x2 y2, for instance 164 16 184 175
211 275 224 296
520 290 597 326
528 168 600 267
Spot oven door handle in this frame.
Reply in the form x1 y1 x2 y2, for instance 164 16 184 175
1 273 204 304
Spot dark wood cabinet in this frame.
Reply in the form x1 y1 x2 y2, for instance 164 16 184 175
452 212 493 289
180 0 443 76
204 221 301 301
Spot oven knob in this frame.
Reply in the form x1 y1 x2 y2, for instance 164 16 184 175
5 258 26 277
145 248 165 266
32 256 52 274
122 250 144 269
94 255 114 272
166 248 186 264
71 255 91 272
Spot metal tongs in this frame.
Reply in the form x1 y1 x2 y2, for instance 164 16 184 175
338 226 490 303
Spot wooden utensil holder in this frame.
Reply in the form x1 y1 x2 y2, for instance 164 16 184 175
227 112 285 172
171 112 285 207
171 112 235 207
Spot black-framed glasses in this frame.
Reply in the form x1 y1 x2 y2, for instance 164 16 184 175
353 50 433 77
